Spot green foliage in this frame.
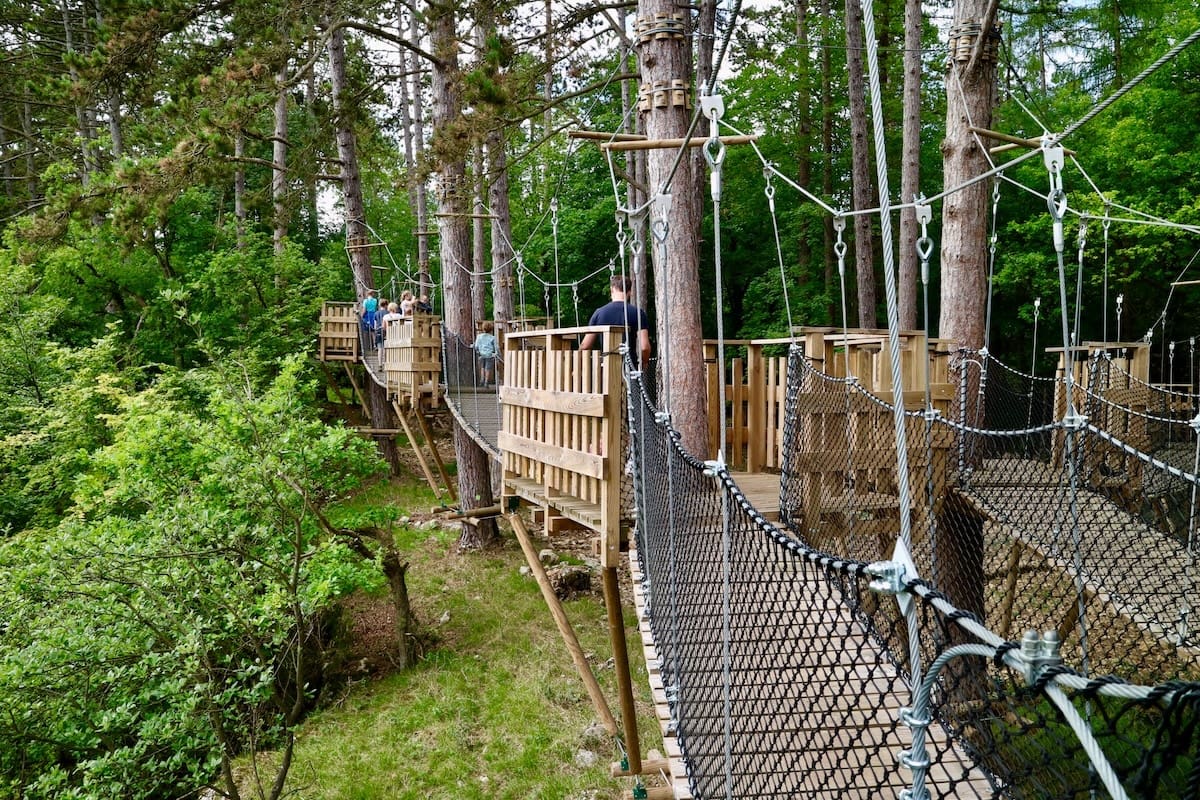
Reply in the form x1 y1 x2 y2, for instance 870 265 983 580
0 356 386 797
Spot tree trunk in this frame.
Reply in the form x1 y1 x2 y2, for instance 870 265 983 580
940 6 997 355
938 0 999 692
487 127 516 326
845 0 877 329
234 130 247 250
273 62 289 255
795 0 813 304
693 0 716 207
821 0 836 325
60 1 95 189
428 1 499 548
408 9 433 293
898 0 923 330
617 5 650 314
328 18 401 474
638 0 708 455
472 142 487 323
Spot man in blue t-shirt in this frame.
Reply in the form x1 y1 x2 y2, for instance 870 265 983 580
579 275 652 367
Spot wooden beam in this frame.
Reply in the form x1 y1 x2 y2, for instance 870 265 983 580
341 362 370 417
508 513 619 737
568 129 647 142
971 126 1077 156
393 400 447 499
441 504 501 520
610 758 670 778
414 405 456 501
602 567 641 776
601 134 759 152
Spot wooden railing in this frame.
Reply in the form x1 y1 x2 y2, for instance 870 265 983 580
704 338 792 472
318 301 360 362
384 313 442 408
499 326 626 567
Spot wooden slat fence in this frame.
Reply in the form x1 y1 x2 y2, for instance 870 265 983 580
500 326 625 567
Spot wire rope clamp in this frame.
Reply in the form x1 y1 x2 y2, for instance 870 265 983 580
1061 413 1088 431
654 411 672 426
866 560 907 596
1017 629 1063 685
1188 413 1200 434
899 706 931 732
702 456 725 478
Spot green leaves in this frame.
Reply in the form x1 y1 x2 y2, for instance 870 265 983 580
0 354 385 796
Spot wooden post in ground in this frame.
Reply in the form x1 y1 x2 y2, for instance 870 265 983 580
392 400 450 501
413 405 456 501
601 567 641 775
508 513 619 737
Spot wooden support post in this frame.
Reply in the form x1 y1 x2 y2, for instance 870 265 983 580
508 513 619 736
610 757 670 778
622 787 674 800
342 362 370 417
998 540 1023 639
414 404 456 501
602 566 641 775
601 133 758 152
393 400 448 500
317 361 355 408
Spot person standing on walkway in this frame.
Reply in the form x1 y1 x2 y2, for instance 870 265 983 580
474 321 498 387
579 275 652 367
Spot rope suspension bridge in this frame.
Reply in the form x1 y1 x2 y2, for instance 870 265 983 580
314 4 1200 797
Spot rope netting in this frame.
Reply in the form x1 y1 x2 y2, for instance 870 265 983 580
439 327 502 459
628 348 1200 800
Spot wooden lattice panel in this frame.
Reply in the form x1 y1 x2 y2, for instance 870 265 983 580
318 301 360 362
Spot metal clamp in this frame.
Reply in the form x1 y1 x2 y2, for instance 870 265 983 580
866 560 907 595
1061 413 1088 431
1017 629 1063 685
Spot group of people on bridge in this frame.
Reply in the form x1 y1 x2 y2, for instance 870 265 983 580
360 288 433 346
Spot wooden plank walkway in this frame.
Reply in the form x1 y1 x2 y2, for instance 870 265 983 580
965 458 1200 660
444 385 502 458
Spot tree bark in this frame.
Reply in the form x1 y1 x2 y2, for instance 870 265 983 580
638 0 708 455
472 141 487 322
328 17 401 474
938 0 999 692
821 0 836 325
898 0 923 330
940 5 997 354
795 0 813 303
617 5 650 313
428 0 499 548
845 0 877 329
234 130 247 250
487 127 516 326
273 61 289 255
407 8 433 293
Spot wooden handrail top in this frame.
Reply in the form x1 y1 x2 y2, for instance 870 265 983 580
504 324 626 341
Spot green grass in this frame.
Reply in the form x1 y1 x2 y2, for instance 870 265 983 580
255 477 663 799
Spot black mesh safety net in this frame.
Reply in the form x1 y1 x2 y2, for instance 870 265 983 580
625 345 1200 800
